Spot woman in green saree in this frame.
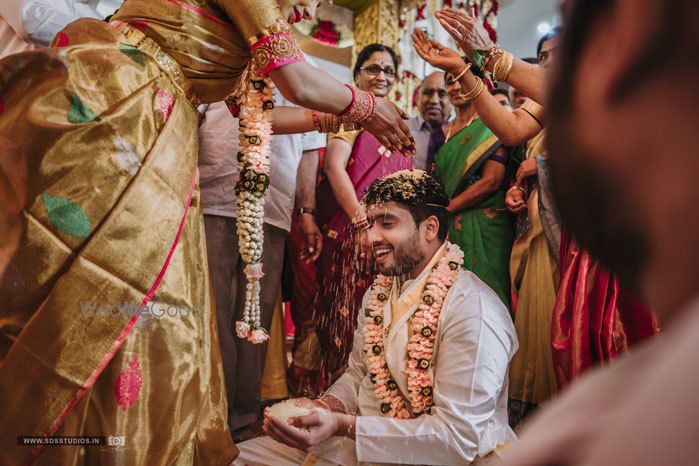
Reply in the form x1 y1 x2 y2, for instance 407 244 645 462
427 68 513 307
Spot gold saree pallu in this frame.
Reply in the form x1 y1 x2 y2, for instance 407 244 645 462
0 19 235 465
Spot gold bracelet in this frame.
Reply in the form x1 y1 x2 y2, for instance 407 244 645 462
313 112 342 133
452 63 472 82
481 44 503 71
458 78 485 102
493 50 514 82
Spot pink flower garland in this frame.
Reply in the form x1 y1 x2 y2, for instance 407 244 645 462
364 243 465 417
231 64 274 344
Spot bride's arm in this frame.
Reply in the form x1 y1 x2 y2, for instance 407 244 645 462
270 107 315 135
270 62 415 155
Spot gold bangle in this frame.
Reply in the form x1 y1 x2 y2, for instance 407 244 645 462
493 51 514 82
458 78 485 102
452 63 472 82
481 44 503 71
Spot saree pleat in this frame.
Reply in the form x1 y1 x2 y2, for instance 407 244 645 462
507 133 559 426
0 20 235 465
551 230 661 387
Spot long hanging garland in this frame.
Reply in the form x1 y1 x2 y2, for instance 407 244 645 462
228 65 275 344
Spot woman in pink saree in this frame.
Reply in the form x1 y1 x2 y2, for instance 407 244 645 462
314 44 414 385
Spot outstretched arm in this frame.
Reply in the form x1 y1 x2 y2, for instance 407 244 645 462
270 62 415 156
436 8 547 105
412 29 542 145
270 107 316 135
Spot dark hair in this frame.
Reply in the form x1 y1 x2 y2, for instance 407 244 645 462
522 57 539 65
407 204 450 242
353 44 399 81
362 171 451 241
491 88 511 99
536 25 563 58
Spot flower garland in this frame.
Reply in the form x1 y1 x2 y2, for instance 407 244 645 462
363 243 464 417
232 66 274 345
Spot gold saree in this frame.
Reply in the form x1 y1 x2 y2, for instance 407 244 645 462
0 0 285 464
507 131 559 427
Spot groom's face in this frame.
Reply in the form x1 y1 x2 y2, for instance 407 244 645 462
366 202 426 277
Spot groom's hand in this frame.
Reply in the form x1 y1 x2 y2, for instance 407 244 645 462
264 411 339 452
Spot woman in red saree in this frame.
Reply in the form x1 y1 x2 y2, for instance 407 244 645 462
551 230 661 386
314 44 414 385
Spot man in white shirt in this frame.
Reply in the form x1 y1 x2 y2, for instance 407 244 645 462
235 170 517 465
198 95 325 440
406 71 451 171
0 0 121 58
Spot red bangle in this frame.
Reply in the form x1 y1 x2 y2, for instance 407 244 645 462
339 85 377 127
339 84 355 115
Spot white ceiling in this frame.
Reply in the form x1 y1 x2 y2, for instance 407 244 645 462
497 0 561 60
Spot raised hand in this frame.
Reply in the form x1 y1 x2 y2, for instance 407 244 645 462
362 98 416 157
412 28 465 75
435 8 494 57
515 158 538 185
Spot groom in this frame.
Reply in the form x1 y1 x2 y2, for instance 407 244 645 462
235 170 518 465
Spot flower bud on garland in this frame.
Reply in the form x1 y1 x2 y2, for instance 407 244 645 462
231 67 273 344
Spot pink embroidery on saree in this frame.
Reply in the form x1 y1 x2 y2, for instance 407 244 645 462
54 31 69 48
250 32 305 76
129 20 150 32
156 87 175 123
29 173 198 464
115 356 143 411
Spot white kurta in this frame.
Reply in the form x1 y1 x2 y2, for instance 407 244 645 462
237 246 518 465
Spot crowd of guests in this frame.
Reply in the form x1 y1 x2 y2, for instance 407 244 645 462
2 0 690 464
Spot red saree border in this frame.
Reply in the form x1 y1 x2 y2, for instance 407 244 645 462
26 171 199 465
162 0 235 31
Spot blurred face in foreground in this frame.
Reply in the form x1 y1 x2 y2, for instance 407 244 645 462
548 0 699 314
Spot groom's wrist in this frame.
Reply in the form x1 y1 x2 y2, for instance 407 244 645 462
335 413 357 439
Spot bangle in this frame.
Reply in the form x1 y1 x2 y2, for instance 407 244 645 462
481 44 503 71
339 85 377 128
492 50 514 82
352 217 370 231
458 78 485 102
318 395 347 414
452 63 472 82
312 111 342 133
298 207 316 216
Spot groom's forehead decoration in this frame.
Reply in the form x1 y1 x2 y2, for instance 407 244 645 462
362 169 450 209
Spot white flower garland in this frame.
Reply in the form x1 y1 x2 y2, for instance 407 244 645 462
363 242 464 417
233 66 274 344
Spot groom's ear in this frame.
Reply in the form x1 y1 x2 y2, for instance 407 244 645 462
421 215 440 242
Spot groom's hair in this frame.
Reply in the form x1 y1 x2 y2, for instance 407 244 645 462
363 170 450 241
